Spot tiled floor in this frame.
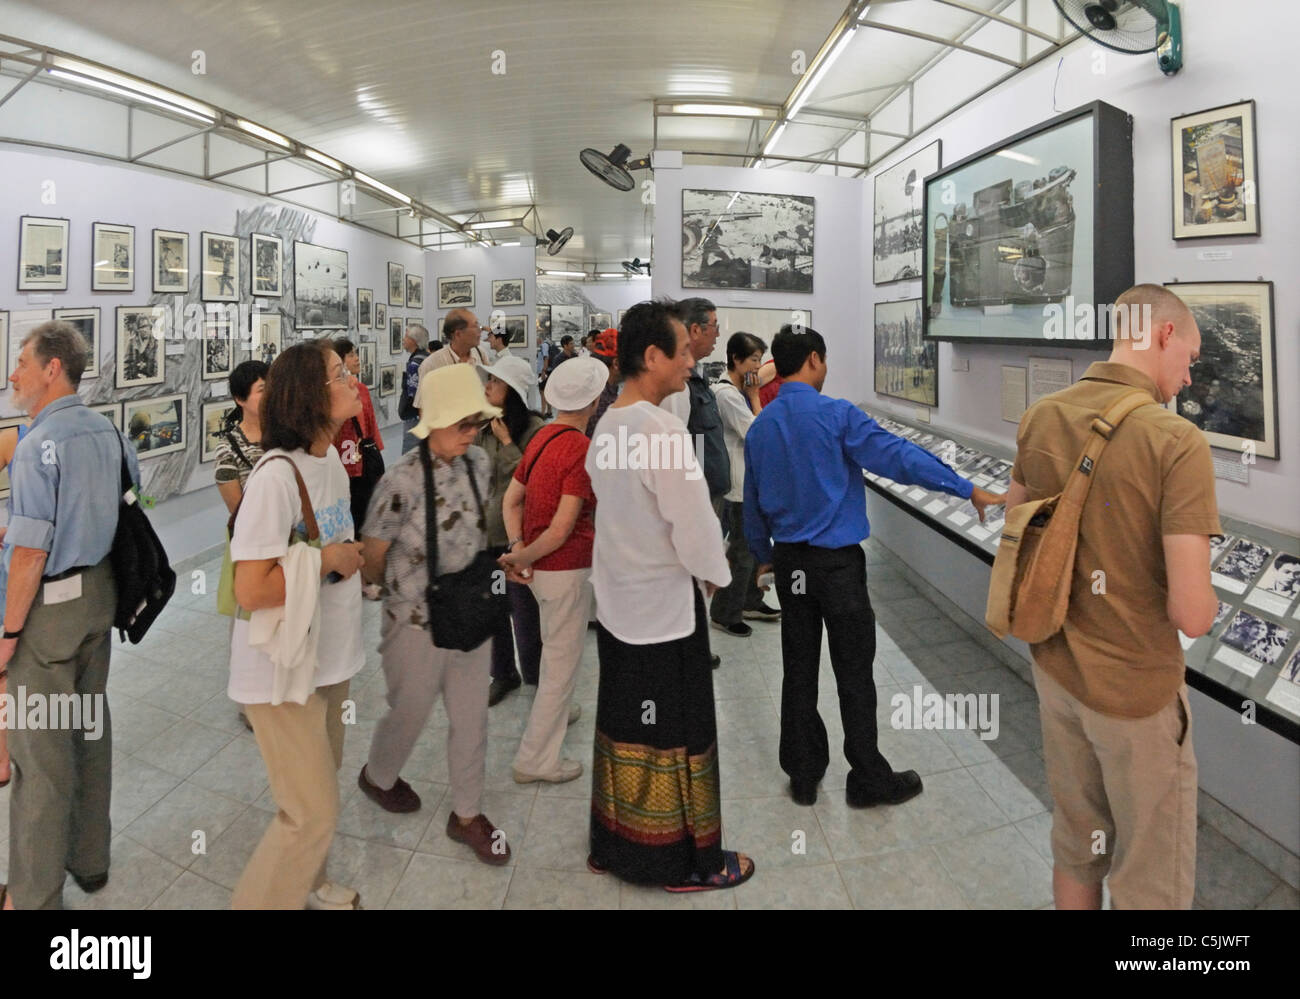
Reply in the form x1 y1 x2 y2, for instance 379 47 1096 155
1 537 1295 910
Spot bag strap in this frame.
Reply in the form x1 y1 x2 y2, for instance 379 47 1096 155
226 454 320 541
420 440 439 578
115 433 137 502
1055 390 1153 513
219 423 252 470
522 426 581 484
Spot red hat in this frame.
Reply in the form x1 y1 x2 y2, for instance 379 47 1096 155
591 327 618 359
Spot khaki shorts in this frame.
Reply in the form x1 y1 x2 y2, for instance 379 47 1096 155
1032 661 1197 909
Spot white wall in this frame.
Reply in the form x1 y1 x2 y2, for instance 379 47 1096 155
863 3 1299 534
425 243 536 353
573 278 652 322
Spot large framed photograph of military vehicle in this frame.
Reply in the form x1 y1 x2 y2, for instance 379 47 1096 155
874 140 940 285
922 101 1133 347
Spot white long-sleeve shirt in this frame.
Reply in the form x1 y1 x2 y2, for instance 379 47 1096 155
586 401 731 644
711 378 756 503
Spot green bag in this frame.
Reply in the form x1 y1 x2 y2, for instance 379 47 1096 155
217 454 321 618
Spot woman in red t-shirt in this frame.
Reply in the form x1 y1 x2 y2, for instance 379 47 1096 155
331 338 385 536
498 358 608 784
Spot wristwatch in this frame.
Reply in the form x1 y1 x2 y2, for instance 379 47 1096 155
2 627 23 639
507 537 523 550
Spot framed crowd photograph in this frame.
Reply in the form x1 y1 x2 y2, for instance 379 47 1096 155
0 416 25 500
201 399 237 463
492 278 524 307
535 304 551 340
923 101 1133 347
115 306 166 388
52 307 101 380
379 365 397 397
1165 280 1277 459
357 342 377 389
874 297 937 408
124 393 186 459
357 288 373 329
249 311 282 366
438 275 475 309
88 402 122 431
388 262 404 306
682 189 815 292
406 273 424 310
90 222 135 292
389 315 404 354
203 317 235 380
200 231 240 302
294 242 349 329
18 215 69 291
374 301 387 332
1171 100 1259 240
874 140 941 284
251 232 283 296
152 228 189 294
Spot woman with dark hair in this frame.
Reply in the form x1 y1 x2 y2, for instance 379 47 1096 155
331 338 385 539
227 340 367 910
475 356 546 705
214 359 269 514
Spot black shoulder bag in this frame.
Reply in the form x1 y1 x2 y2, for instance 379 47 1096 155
352 417 386 485
420 445 509 651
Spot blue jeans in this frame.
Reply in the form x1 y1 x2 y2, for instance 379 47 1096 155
401 415 419 453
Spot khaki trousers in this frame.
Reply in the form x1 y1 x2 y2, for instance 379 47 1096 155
1033 662 1197 909
513 568 591 776
232 679 350 909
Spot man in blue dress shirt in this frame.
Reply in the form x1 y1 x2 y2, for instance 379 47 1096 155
744 325 1003 809
1 321 139 909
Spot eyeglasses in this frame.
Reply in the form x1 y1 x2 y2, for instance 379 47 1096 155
454 418 488 435
326 370 353 385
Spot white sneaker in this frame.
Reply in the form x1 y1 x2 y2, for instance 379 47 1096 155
513 759 583 784
306 881 361 909
568 703 581 725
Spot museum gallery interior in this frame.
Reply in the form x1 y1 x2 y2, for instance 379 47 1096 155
0 0 1295 913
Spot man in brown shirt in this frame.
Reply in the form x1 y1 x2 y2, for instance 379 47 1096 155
1008 283 1221 910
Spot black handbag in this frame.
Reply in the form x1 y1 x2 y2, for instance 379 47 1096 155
352 417 385 484
420 443 508 651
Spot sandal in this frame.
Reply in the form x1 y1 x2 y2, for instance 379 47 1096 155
586 855 608 876
664 851 755 893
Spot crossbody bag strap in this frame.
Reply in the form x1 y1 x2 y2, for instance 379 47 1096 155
1056 390 1154 513
420 440 439 579
227 454 320 541
522 426 581 484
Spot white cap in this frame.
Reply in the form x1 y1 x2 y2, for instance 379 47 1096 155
476 355 535 405
544 357 608 411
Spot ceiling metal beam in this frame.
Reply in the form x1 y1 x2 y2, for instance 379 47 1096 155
930 0 1060 43
129 124 213 163
859 19 1024 68
0 63 40 111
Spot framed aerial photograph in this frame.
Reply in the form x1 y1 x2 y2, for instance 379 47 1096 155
251 232 283 296
357 288 373 329
682 189 814 292
357 342 377 389
874 140 941 284
1171 100 1259 240
201 231 240 302
201 399 237 463
152 228 189 293
874 297 937 408
294 242 348 329
492 278 524 307
18 216 69 291
923 101 1133 347
438 275 475 309
124 393 186 459
589 311 612 330
88 402 121 431
249 311 282 365
502 314 527 345
406 273 424 310
53 307 101 379
1164 281 1277 459
551 304 584 338
379 365 397 397
535 305 551 340
203 317 235 380
389 315 404 354
115 306 166 388
388 262 404 306
91 222 134 292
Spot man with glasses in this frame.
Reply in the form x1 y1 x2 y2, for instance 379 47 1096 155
415 310 489 405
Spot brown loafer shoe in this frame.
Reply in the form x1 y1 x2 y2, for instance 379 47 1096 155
446 812 511 866
358 765 422 813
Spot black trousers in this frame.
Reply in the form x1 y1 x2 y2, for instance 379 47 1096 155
772 542 893 795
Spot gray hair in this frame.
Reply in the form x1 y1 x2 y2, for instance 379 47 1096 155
406 323 429 342
674 296 716 331
21 320 88 387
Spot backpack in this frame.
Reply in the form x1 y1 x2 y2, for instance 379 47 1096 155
110 436 176 643
985 391 1150 644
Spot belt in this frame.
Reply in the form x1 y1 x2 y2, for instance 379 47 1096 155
43 564 92 582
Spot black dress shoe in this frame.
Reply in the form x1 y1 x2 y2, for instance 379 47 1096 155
358 765 422 813
846 770 923 808
790 779 818 806
70 871 109 894
710 654 721 670
488 674 521 706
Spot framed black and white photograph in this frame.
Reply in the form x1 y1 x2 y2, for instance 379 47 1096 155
53 307 101 379
1210 534 1236 565
1219 610 1293 668
406 273 424 310
502 314 527 345
152 228 189 294
1217 539 1273 587
201 231 240 303
536 305 551 339
201 400 236 463
1165 281 1277 459
1256 553 1300 602
0 311 8 381
379 365 397 397
616 308 627 326
88 402 121 432
438 275 475 309
115 306 166 388
874 298 936 408
249 311 282 366
357 288 373 329
492 278 524 307
388 262 404 306
251 232 283 297
203 317 235 380
923 101 1133 347
682 189 814 292
358 342 376 389
551 304 584 338
294 242 348 329
374 301 387 334
1172 100 1259 240
124 393 186 459
589 312 612 331
389 315 404 354
874 140 941 284
90 222 134 292
18 215 69 291
0 416 25 500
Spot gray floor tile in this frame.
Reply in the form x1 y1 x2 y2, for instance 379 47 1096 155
123 781 248 868
933 824 1054 909
132 719 234 779
1194 823 1282 909
65 834 185 910
385 852 513 909
505 866 620 909
734 861 850 909
838 846 968 909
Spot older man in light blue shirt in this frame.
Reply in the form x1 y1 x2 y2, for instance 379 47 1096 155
1 321 138 911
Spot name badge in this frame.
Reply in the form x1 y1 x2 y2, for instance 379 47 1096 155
44 573 83 605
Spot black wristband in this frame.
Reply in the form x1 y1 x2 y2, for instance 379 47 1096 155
2 628 22 640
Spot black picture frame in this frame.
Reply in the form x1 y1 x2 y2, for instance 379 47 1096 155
873 140 941 285
1170 99 1260 240
53 306 101 379
200 231 240 303
388 262 404 306
152 228 189 294
922 100 1133 349
873 297 937 408
251 232 283 297
91 221 135 292
681 189 815 292
17 215 69 292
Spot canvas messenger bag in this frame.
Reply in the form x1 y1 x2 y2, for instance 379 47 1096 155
985 390 1151 644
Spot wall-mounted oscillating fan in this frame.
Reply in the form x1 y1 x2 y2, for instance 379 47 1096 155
1052 0 1182 75
544 227 574 256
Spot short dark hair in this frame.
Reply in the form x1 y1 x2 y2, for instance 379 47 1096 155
618 300 682 377
443 314 469 339
230 359 268 403
23 320 88 387
488 327 508 344
725 331 766 370
261 340 336 453
560 335 574 347
332 337 356 360
674 296 716 331
771 324 826 377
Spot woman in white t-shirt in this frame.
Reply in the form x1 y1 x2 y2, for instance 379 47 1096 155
228 340 367 910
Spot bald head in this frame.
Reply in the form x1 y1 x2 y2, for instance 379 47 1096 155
1109 283 1200 404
